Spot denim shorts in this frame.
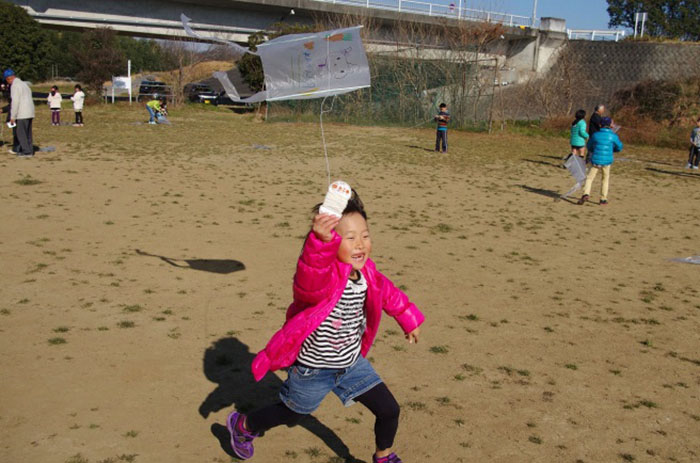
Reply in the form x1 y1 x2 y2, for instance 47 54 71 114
279 356 383 414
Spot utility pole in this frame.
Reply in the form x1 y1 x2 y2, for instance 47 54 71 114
634 12 648 38
531 0 538 27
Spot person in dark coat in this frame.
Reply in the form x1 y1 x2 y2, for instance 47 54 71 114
588 104 605 137
0 81 18 149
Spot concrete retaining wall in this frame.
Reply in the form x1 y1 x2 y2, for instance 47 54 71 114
565 40 700 108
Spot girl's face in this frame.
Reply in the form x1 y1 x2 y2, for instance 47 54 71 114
335 212 371 273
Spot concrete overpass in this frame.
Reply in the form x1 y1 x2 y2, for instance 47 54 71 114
10 0 569 79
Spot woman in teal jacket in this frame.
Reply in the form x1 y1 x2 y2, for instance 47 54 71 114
578 117 623 205
569 109 589 159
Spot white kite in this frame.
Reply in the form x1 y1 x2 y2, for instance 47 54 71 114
561 154 587 198
181 14 370 103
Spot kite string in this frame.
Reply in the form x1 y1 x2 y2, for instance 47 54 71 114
320 94 337 187
320 33 333 187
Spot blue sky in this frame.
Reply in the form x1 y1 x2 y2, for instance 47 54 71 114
467 0 617 31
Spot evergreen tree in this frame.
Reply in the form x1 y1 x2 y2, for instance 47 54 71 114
0 2 53 81
116 37 174 74
607 0 700 40
74 28 126 93
51 30 82 78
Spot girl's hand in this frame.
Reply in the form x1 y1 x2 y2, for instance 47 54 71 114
312 213 340 242
406 327 420 344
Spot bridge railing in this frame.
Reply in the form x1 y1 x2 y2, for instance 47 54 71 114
567 29 626 42
311 0 536 28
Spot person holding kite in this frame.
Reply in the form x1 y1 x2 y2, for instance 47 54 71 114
178 19 412 461
226 188 424 463
578 117 623 205
434 103 450 153
569 109 588 161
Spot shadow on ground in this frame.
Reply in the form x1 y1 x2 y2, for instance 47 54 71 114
200 337 365 463
538 154 565 161
646 167 700 179
516 184 577 204
407 145 437 153
135 249 245 274
524 158 561 168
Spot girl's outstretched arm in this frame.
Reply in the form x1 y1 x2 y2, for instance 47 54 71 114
378 272 425 335
292 214 342 306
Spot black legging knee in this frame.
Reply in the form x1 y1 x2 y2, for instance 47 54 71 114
245 382 400 450
246 402 304 435
355 382 400 451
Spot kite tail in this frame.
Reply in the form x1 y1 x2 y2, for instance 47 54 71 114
213 72 242 101
561 182 582 198
181 14 251 56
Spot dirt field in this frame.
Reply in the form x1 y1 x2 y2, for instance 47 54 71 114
1 103 698 463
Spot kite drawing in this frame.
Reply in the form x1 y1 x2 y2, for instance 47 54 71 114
181 15 370 103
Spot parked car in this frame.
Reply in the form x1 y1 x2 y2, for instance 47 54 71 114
137 80 170 102
184 83 219 105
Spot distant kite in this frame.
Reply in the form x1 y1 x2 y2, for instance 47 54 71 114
181 14 370 103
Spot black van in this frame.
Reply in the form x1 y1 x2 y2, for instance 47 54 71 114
137 80 170 102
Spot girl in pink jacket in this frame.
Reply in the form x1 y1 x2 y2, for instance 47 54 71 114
227 191 424 463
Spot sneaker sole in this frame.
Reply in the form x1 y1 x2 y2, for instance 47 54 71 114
226 411 253 460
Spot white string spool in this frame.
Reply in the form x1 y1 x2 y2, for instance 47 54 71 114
319 180 352 217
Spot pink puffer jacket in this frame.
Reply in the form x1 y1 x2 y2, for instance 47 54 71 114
251 230 425 381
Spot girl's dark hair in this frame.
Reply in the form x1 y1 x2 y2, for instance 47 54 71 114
313 188 367 220
75 84 82 90
51 85 58 91
572 109 586 126
439 103 447 108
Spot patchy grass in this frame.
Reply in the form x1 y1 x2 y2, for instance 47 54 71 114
14 176 42 186
429 345 449 354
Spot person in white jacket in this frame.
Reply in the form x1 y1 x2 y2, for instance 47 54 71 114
47 85 62 126
4 69 35 157
71 85 85 127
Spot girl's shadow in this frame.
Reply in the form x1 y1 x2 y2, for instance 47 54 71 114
200 337 365 463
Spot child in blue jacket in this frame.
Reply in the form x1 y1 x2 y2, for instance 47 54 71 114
578 117 623 205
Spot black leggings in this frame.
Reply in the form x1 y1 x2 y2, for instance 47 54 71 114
246 382 400 450
689 145 699 167
75 111 83 125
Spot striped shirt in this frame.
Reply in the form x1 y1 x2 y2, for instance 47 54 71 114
296 272 367 369
436 110 450 130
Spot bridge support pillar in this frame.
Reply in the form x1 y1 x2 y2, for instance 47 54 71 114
505 17 567 83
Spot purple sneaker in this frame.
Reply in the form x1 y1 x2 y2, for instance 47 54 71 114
373 452 403 463
226 411 258 459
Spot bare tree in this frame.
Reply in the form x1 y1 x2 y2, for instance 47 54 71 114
159 39 214 106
